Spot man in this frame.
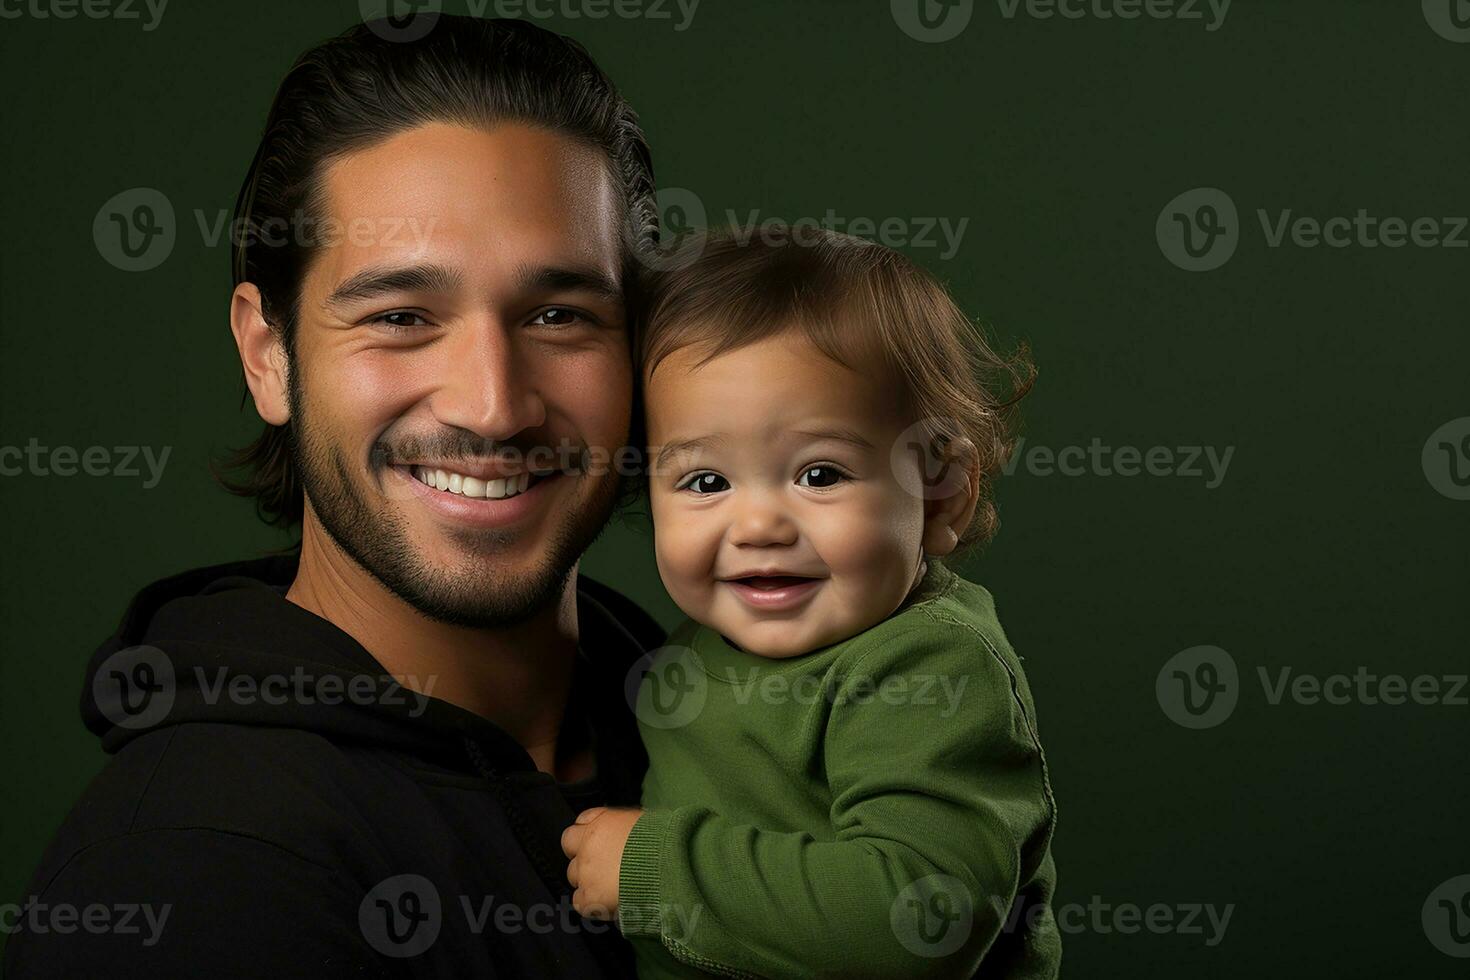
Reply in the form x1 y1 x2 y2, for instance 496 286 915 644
5 15 663 977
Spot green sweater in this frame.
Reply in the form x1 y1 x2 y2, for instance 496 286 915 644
617 560 1060 980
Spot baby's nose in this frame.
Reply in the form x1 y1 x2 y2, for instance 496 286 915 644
726 497 799 548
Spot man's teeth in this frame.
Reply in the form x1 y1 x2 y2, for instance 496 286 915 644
412 466 532 499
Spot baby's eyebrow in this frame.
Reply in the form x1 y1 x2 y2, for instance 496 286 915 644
653 434 726 472
791 427 876 451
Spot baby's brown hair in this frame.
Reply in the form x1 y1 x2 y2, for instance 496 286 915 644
635 227 1035 557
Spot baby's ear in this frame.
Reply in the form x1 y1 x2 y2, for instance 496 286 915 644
921 437 980 558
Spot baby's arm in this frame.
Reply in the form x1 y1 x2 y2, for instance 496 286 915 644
606 622 1056 980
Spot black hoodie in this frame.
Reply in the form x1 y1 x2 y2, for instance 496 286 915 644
3 555 663 978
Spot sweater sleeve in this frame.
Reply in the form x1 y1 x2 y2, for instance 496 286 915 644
616 618 1055 980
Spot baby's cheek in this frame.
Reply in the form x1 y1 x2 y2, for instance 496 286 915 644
824 489 921 569
652 508 718 613
818 494 925 618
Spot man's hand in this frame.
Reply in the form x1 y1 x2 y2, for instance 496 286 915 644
560 806 644 920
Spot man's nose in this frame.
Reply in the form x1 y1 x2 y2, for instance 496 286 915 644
726 489 799 548
429 319 546 440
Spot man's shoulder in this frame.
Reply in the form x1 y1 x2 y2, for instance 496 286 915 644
5 724 386 976
38 723 395 882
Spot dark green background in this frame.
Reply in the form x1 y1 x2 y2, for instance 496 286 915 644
2 0 1466 974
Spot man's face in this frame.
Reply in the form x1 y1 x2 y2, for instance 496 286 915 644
287 122 632 626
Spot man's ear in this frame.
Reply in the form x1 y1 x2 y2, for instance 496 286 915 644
230 282 290 426
921 438 981 558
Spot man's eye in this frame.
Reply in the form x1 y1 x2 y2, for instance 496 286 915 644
797 464 848 489
370 310 431 332
679 472 730 495
530 307 586 328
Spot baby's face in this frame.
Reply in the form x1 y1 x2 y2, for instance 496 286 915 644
644 331 931 658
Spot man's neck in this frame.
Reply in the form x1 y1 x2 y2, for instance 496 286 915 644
285 519 583 778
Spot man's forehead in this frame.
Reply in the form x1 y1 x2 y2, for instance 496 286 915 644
322 120 612 199
311 121 623 280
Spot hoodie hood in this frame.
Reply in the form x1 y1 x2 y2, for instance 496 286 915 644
81 554 655 794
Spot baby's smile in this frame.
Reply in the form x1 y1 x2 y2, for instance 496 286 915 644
717 572 827 612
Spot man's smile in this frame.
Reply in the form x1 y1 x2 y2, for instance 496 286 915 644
410 465 535 499
390 463 567 529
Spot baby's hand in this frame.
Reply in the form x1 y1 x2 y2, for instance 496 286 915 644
560 806 644 920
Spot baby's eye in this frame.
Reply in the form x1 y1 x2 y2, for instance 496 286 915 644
797 465 848 489
679 472 730 495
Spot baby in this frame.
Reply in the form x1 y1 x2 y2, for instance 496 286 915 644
562 229 1059 979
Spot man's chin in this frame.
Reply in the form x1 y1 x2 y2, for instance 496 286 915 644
386 557 576 629
358 486 615 628
300 439 621 628
361 500 593 625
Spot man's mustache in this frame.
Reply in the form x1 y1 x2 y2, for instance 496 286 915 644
368 434 597 474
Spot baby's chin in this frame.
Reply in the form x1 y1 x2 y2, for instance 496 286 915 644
714 612 874 660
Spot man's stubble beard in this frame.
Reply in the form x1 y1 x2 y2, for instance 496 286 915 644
285 367 621 628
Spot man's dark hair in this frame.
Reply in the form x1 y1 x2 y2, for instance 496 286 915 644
217 15 658 528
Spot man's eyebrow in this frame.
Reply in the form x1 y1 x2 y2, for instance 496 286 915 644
654 434 725 472
324 263 463 312
792 427 876 451
513 261 622 301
